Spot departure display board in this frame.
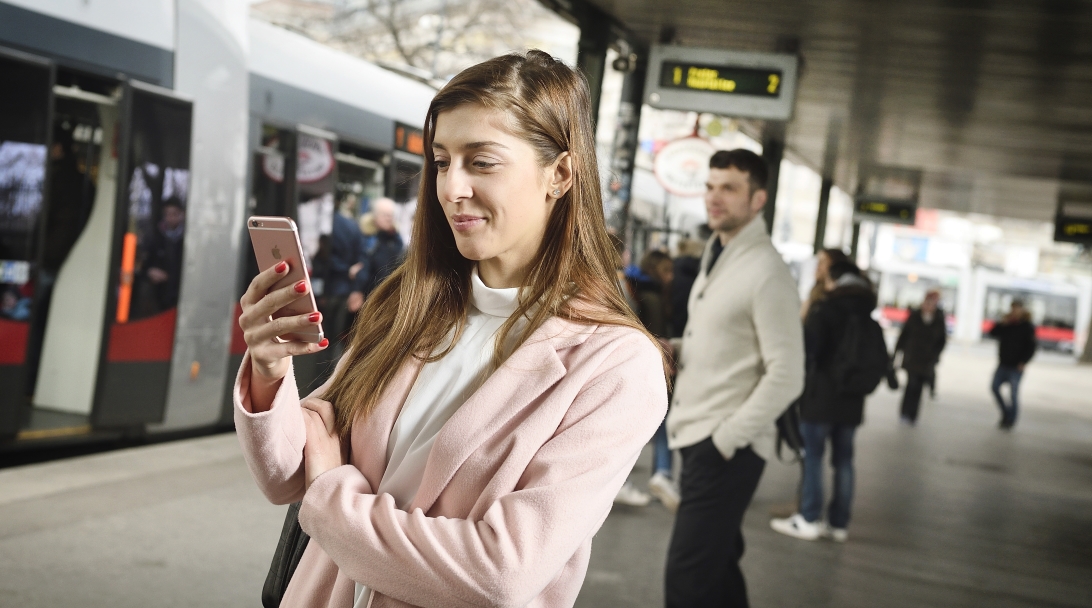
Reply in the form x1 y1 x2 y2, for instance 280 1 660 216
645 46 798 121
855 199 917 224
659 62 782 98
1054 200 1092 244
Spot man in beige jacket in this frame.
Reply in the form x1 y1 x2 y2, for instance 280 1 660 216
664 149 805 608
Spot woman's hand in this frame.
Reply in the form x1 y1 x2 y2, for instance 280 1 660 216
238 261 328 410
302 397 347 491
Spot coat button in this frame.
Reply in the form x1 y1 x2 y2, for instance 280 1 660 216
697 293 703 299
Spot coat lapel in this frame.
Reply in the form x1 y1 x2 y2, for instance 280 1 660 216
349 358 423 491
407 317 582 514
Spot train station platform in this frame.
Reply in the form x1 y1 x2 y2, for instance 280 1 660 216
1 343 1090 608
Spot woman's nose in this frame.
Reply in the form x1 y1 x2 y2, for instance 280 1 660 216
441 166 472 202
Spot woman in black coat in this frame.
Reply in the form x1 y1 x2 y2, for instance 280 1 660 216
893 289 947 424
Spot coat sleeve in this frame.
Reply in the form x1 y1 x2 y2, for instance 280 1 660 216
711 269 805 459
233 351 342 505
296 334 668 608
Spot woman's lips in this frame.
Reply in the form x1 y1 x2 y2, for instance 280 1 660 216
451 214 485 231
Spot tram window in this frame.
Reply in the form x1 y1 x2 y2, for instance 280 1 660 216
984 287 1077 330
0 53 51 322
392 157 421 205
296 133 336 268
117 90 192 322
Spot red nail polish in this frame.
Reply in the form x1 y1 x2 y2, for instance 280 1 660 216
274 261 287 273
294 281 307 293
318 338 329 348
308 312 321 322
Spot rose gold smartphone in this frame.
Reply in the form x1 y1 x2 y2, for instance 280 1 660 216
247 216 324 343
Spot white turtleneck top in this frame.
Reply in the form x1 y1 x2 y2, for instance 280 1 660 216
355 268 522 607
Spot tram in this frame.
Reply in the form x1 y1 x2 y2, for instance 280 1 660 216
0 1 433 449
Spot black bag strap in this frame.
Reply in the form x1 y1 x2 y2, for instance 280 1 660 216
262 501 311 608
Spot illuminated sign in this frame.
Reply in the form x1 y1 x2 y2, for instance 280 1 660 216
853 165 920 225
659 62 782 98
854 199 917 225
645 46 798 121
395 122 424 156
1054 200 1092 243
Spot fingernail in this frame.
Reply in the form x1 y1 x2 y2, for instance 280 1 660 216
274 261 287 273
318 338 329 348
308 312 321 323
294 281 307 293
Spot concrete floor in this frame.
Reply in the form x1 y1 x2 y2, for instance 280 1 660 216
1 343 1090 607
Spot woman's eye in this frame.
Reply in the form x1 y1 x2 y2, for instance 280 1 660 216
473 160 498 169
434 159 450 170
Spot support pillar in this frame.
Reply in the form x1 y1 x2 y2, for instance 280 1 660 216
575 4 611 129
610 46 647 234
813 117 842 253
761 123 785 235
1082 295 1092 364
849 221 862 260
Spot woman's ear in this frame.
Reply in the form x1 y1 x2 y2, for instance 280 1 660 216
548 152 574 198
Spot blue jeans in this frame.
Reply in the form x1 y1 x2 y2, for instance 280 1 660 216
652 420 672 476
991 366 1023 426
800 421 856 529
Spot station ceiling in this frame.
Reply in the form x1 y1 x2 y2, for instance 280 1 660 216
567 0 1092 222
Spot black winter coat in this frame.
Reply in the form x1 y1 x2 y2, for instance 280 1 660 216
670 255 700 338
895 309 947 376
988 319 1037 367
800 283 878 426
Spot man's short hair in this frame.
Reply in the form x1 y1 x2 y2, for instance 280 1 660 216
828 261 861 282
709 149 768 193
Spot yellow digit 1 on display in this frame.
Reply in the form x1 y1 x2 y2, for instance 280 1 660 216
674 67 682 85
767 74 780 94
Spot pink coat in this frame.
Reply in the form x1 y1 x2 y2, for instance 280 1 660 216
234 317 667 608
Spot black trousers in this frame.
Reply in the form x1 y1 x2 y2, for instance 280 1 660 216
665 438 766 608
900 372 928 422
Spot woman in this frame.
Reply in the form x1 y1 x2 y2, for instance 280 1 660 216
234 50 668 608
801 248 850 320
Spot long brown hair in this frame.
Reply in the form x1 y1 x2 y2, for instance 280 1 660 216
323 50 662 434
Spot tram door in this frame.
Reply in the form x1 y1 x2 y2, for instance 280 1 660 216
90 82 193 427
223 125 297 417
0 48 53 438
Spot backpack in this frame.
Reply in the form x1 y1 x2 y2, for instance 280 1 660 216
830 313 890 396
775 398 804 463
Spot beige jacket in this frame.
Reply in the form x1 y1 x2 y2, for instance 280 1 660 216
666 215 805 460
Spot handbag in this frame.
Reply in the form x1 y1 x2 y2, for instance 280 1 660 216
262 501 311 608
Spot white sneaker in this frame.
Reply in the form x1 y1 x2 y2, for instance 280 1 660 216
770 514 822 541
648 473 680 513
614 481 651 507
823 524 848 542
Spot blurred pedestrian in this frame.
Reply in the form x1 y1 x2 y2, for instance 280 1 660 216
670 229 710 337
609 233 653 507
771 261 881 543
350 197 404 313
322 201 370 349
635 249 681 511
802 248 850 320
893 289 947 425
988 299 1037 429
664 149 805 608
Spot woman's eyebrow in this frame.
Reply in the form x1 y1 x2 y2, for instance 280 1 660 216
432 141 510 151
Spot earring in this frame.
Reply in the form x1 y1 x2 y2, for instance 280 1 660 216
553 189 561 196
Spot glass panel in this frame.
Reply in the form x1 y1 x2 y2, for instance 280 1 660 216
116 88 192 323
0 53 50 324
296 132 336 270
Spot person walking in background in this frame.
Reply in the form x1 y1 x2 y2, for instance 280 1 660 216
634 249 681 511
771 261 880 543
664 149 805 608
321 201 370 351
989 300 1037 429
892 289 947 425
